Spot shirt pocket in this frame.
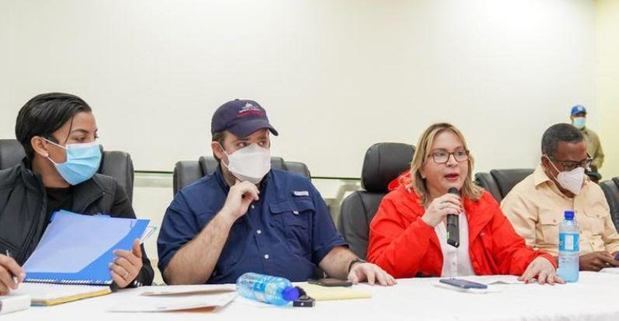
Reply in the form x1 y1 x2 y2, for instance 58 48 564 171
539 215 561 246
581 211 605 237
270 198 315 257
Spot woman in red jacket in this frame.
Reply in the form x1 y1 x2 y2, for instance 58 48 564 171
367 123 561 284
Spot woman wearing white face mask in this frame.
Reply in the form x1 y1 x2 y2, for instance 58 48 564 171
503 123 619 272
0 93 154 296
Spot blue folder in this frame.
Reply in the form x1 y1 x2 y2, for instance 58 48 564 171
23 210 149 285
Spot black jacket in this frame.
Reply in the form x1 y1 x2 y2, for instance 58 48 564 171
0 162 154 286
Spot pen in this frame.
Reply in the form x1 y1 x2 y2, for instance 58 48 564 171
4 249 22 284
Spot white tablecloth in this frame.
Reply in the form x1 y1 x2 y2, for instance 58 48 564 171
4 271 619 321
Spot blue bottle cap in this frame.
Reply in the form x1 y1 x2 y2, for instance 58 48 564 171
282 286 300 302
564 210 575 220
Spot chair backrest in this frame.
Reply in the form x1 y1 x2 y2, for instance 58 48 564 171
600 177 619 231
172 156 311 195
0 139 25 170
0 139 135 202
338 142 415 259
475 168 534 202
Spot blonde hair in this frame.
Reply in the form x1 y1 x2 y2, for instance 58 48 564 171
409 122 483 204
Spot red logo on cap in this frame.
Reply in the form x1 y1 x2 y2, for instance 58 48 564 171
237 103 265 118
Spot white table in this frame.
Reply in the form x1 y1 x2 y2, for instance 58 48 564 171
4 272 619 321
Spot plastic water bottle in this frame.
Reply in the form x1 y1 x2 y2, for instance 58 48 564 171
557 210 579 282
236 273 300 306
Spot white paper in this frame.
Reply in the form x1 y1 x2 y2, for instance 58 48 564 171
108 292 236 312
600 267 619 274
0 294 31 314
140 284 235 296
12 283 110 302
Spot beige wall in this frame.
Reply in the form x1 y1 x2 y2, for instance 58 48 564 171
0 0 596 177
596 0 619 179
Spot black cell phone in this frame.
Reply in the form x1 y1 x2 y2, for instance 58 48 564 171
439 278 488 289
308 278 353 287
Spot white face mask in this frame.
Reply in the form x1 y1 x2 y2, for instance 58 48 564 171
546 156 585 195
223 143 271 184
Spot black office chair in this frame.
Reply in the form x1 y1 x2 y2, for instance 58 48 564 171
475 168 534 202
338 142 415 259
172 156 311 195
0 139 135 203
0 139 25 170
600 177 619 231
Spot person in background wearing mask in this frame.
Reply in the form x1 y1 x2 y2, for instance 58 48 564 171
570 105 604 182
502 123 619 271
0 93 154 295
158 99 394 285
367 123 559 283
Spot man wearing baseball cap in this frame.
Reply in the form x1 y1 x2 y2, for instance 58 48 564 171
570 105 604 182
158 99 395 286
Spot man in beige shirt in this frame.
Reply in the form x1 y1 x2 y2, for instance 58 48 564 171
570 105 604 182
502 123 619 271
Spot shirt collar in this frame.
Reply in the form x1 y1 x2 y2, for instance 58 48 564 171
213 165 230 193
533 164 552 187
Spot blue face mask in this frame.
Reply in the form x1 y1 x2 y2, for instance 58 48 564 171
45 139 102 185
572 117 586 129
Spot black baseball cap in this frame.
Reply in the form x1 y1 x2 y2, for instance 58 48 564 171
211 99 279 137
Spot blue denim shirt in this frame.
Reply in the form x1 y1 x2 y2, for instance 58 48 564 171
157 167 347 284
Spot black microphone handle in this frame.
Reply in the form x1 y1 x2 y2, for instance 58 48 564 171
446 187 460 248
446 214 459 248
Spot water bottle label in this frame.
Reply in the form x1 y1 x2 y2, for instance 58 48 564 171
559 233 579 252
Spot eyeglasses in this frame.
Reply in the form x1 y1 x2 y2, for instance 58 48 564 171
429 149 469 164
547 155 592 171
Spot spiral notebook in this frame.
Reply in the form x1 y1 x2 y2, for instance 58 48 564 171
12 283 112 306
23 210 150 285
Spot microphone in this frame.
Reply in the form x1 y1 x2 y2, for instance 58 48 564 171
446 187 460 248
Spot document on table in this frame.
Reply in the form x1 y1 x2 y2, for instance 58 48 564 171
600 267 619 274
433 275 523 294
140 284 235 296
0 293 31 315
12 282 111 306
108 285 236 312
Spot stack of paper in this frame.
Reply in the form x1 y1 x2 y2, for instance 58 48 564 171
0 293 31 315
109 284 236 312
600 267 619 274
12 283 111 306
